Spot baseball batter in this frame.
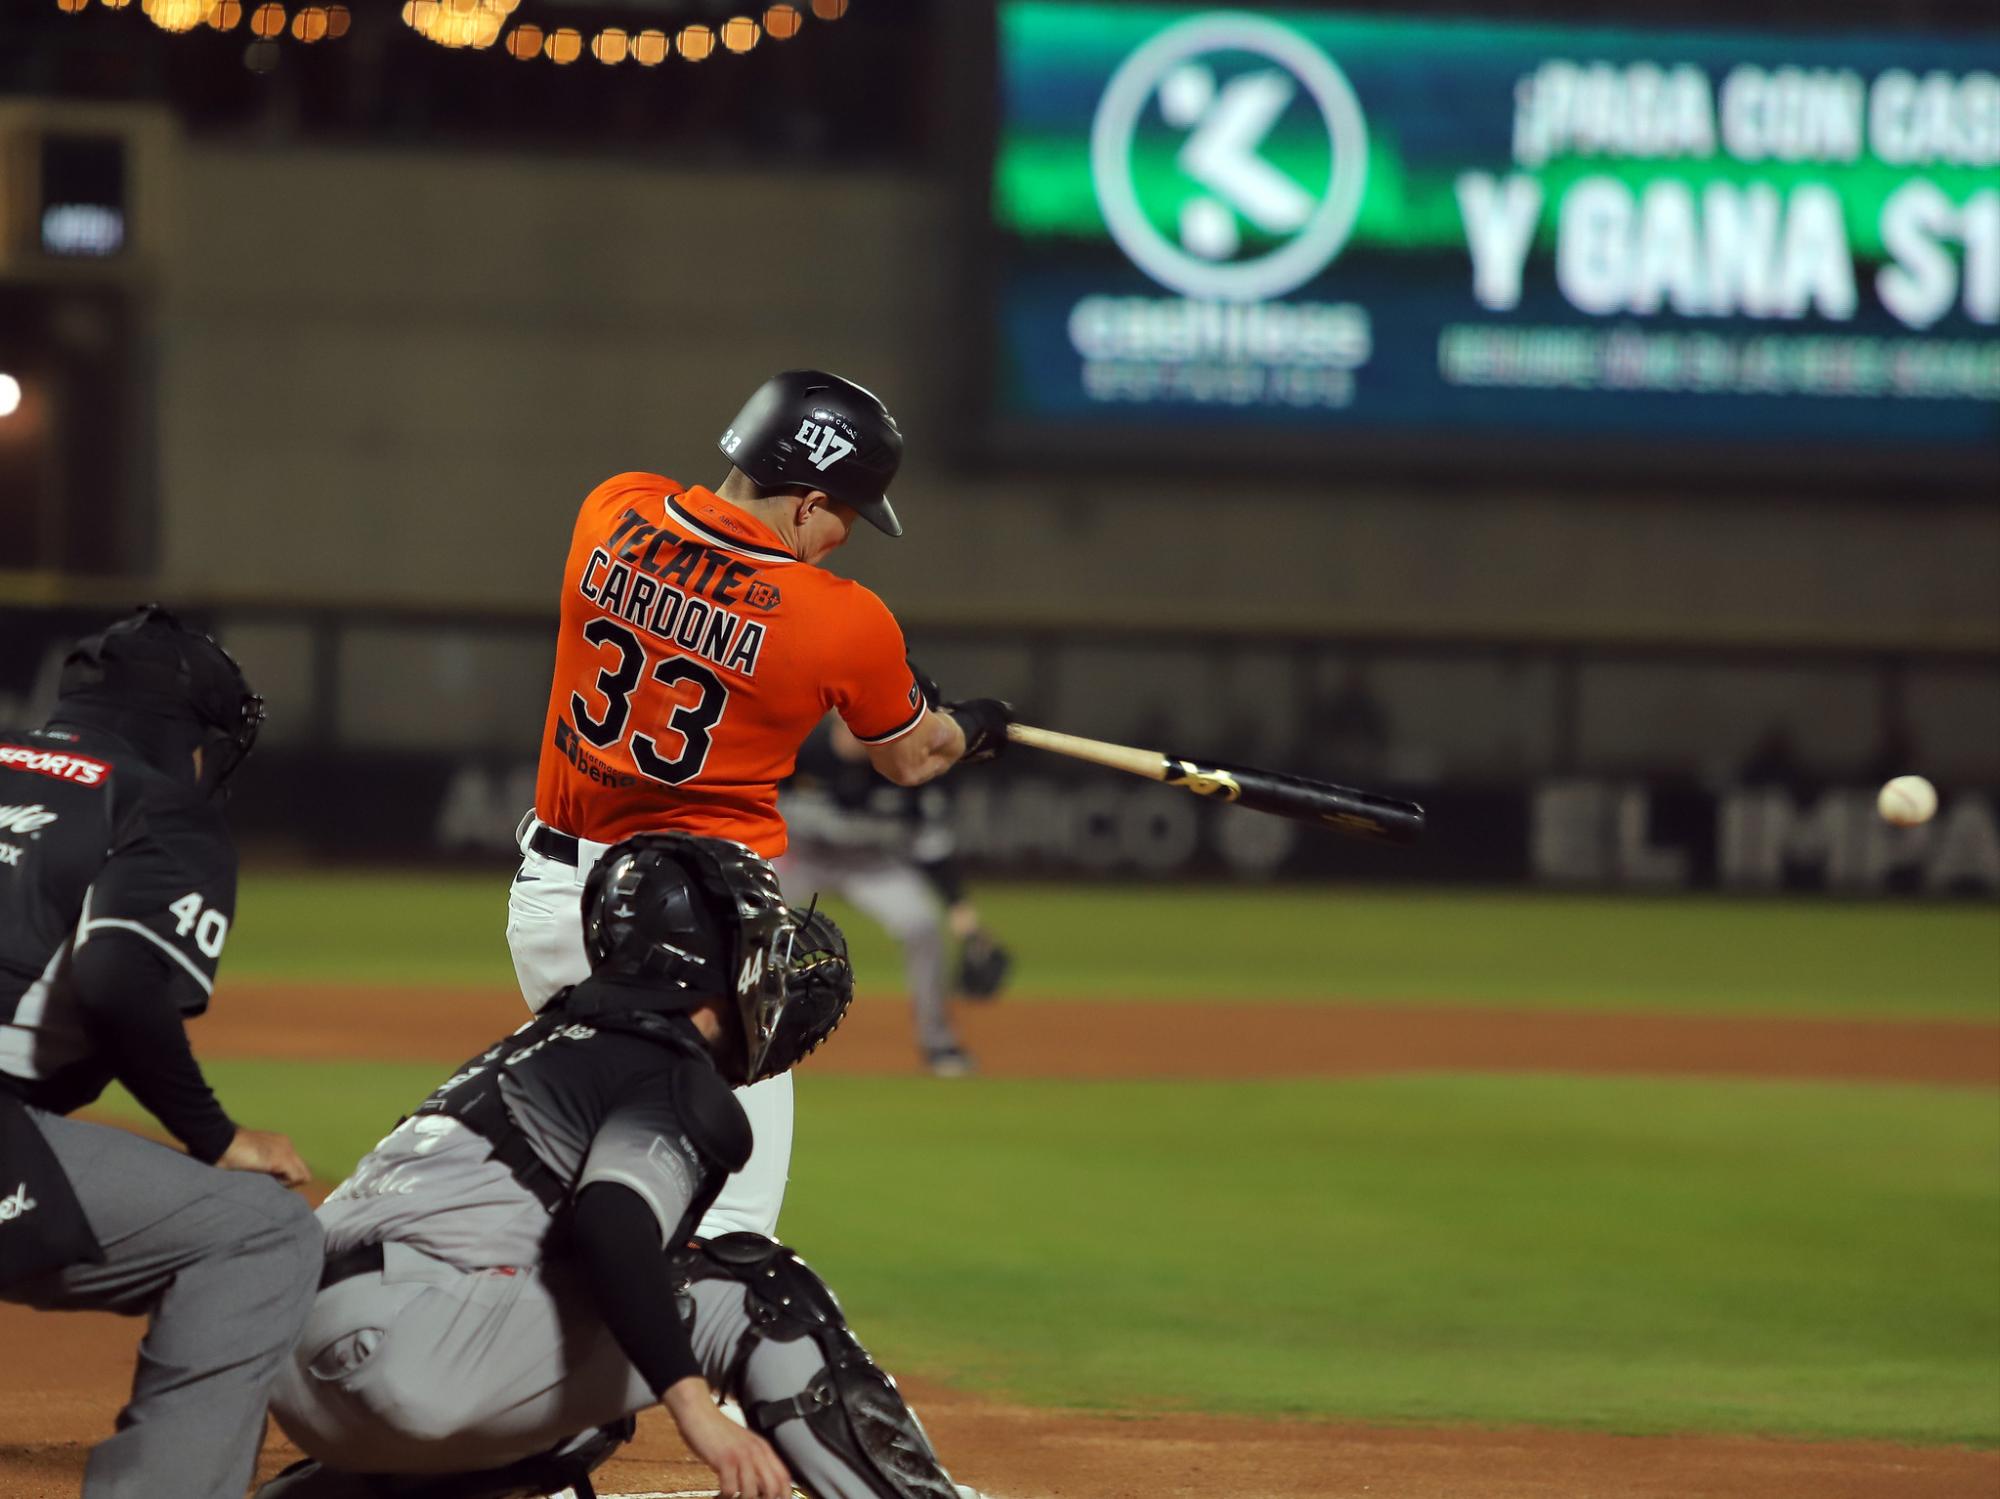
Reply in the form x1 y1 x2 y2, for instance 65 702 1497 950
262 834 984 1499
0 607 320 1499
508 370 1010 1240
778 715 1011 1076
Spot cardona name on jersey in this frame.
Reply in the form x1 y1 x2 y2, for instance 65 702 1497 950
578 551 767 680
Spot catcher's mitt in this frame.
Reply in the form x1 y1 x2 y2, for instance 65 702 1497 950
955 930 1011 1001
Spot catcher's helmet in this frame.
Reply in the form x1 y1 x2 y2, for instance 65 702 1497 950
56 604 265 796
717 369 905 538
582 833 854 1082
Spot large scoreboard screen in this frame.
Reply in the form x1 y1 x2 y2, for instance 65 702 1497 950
980 4 2000 473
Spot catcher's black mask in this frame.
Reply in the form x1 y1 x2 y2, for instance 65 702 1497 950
581 833 853 1082
52 603 265 798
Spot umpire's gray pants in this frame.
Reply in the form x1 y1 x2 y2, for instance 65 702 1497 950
267 1241 924 1498
0 1109 323 1499
776 841 957 1055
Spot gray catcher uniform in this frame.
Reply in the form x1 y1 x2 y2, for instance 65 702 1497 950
261 979 974 1499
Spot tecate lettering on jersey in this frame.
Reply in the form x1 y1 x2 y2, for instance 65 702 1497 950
0 745 109 786
0 1184 37 1223
0 804 59 835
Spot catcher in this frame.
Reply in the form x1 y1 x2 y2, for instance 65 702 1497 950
260 834 983 1499
778 714 1011 1076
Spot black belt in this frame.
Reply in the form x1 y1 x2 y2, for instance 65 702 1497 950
529 823 580 866
320 1242 385 1291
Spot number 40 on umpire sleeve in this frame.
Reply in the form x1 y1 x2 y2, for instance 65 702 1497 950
168 892 230 959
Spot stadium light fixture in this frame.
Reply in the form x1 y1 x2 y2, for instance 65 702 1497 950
677 24 714 62
142 0 208 30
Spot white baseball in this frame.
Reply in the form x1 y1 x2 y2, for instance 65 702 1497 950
1876 774 1938 827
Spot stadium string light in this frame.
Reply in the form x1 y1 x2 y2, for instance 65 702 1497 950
142 0 209 28
676 23 714 61
80 0 857 67
403 0 518 51
590 26 628 65
544 25 581 64
58 0 826 50
511 3 841 69
504 21 541 58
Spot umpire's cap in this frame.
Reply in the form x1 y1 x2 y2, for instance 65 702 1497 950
718 369 905 538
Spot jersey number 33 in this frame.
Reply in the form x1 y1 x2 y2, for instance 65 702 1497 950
569 619 729 786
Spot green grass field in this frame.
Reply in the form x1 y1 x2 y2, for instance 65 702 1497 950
100 873 2000 1445
228 870 2000 1019
98 1060 2000 1445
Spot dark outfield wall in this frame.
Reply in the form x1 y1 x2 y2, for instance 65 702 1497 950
407 754 2000 896
7 609 1991 894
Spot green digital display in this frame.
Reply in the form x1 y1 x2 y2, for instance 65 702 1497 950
985 3 2000 468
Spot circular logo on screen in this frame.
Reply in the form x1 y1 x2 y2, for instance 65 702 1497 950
1090 12 1369 303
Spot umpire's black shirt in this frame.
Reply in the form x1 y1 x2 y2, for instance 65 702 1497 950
0 724 237 1159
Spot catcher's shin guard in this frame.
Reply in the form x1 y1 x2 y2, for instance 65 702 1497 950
688 1233 959 1499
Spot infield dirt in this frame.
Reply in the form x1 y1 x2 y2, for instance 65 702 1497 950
3 983 1994 1497
193 981 2000 1086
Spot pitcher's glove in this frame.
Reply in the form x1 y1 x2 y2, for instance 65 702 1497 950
945 698 1012 764
956 930 1012 1002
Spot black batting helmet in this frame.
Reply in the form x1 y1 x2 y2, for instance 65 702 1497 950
718 369 905 538
582 833 854 1082
55 604 265 796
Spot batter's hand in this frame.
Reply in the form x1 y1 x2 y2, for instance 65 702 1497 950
667 1382 792 1499
945 699 1013 764
217 1127 311 1189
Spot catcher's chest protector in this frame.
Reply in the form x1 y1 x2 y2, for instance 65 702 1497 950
412 1011 741 1222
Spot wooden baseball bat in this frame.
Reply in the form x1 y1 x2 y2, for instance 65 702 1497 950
1002 723 1426 845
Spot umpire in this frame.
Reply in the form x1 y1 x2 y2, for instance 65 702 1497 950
0 606 322 1499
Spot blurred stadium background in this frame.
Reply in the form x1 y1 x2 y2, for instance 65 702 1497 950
2 0 1997 1484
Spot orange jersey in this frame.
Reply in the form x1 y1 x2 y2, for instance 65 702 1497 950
534 474 924 857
